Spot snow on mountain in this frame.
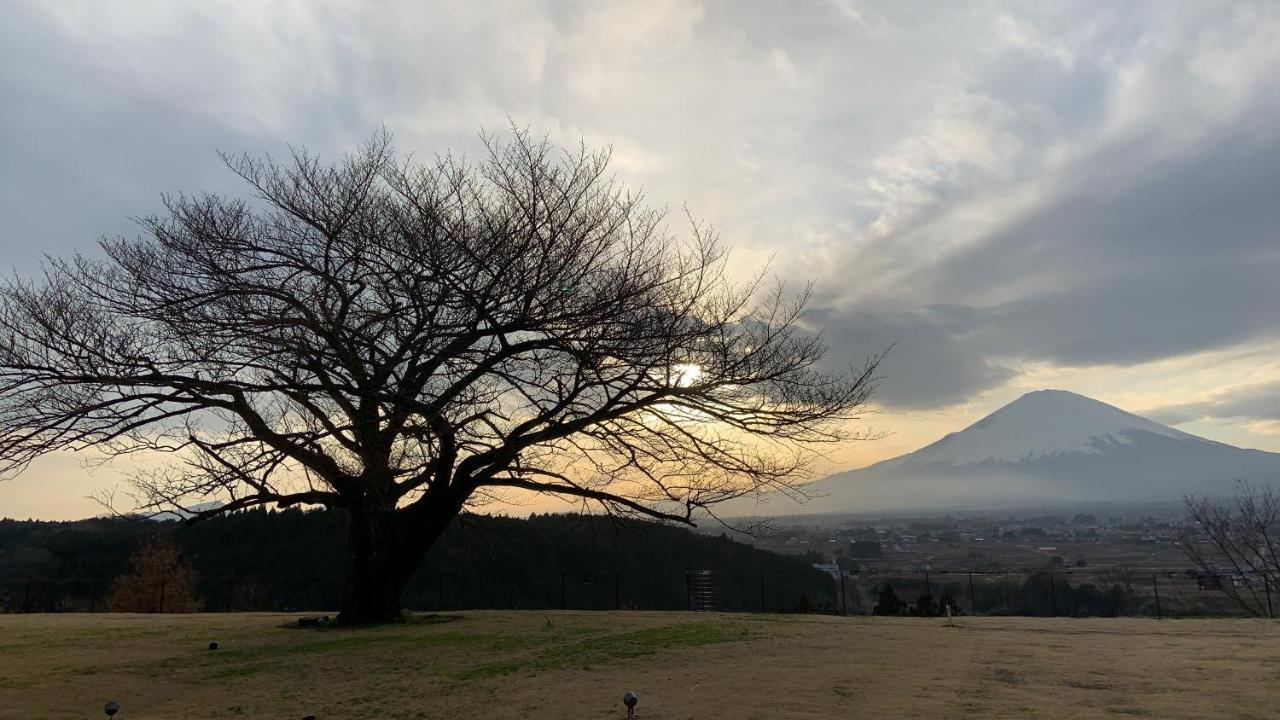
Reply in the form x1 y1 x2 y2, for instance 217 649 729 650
883 389 1214 468
752 389 1280 514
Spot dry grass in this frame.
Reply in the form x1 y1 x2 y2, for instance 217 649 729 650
1 611 1277 719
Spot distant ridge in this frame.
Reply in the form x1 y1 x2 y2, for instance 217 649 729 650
764 389 1280 514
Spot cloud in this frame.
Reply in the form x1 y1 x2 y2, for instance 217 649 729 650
7 0 1280 517
803 1 1280 407
2 0 1279 411
805 305 1014 410
941 120 1280 366
1149 382 1280 426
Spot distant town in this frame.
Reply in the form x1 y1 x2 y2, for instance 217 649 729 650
731 505 1203 577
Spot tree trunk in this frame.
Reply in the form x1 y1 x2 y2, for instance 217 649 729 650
337 505 449 625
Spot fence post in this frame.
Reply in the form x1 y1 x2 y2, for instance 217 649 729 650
615 572 621 611
685 572 692 611
760 572 766 613
1152 574 1162 619
840 573 848 616
560 572 566 610
158 578 167 614
1265 578 1274 619
967 572 976 615
1048 573 1056 617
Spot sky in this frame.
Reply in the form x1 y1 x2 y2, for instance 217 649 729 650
2 0 1279 520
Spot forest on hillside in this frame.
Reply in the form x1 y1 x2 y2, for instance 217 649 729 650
0 510 837 614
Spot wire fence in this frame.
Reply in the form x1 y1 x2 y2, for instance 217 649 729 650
0 570 839 616
846 568 1269 618
0 567 1270 618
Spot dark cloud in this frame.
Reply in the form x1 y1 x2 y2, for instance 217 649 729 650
806 305 1014 410
809 108 1280 406
934 117 1280 366
1149 382 1280 426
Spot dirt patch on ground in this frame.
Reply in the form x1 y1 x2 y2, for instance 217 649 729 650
1 611 1276 718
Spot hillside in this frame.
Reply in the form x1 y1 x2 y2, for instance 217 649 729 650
0 510 832 613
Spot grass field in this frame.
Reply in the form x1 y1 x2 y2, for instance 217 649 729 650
2 611 1277 719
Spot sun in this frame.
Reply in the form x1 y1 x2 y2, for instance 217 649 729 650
671 363 703 387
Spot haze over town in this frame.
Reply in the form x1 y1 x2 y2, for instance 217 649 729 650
3 0 1279 520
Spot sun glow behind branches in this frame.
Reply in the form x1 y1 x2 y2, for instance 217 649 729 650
670 363 703 387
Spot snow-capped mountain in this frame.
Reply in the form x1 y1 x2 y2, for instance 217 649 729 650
774 389 1280 513
892 390 1211 466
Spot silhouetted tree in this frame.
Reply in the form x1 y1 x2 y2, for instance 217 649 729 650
110 535 201 613
0 129 877 623
874 584 905 616
912 592 936 617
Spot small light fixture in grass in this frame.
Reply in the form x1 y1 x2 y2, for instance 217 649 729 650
104 700 120 717
623 691 638 718
208 641 219 651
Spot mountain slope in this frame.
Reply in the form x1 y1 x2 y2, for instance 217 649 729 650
773 389 1280 513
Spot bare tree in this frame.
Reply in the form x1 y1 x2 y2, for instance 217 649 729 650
109 535 202 613
0 129 877 623
1180 483 1280 616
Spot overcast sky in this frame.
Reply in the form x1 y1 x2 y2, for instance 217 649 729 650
3 0 1279 519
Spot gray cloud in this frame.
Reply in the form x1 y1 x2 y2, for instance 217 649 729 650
810 116 1280 405
3 0 1280 413
807 2 1280 406
946 121 1280 366
805 305 1014 410
1149 382 1280 426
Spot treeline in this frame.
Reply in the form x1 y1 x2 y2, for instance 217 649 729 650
867 571 1147 617
0 510 836 613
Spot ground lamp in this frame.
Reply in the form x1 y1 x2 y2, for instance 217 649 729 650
623 691 638 718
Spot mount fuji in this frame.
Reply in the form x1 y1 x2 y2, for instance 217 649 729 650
776 389 1280 513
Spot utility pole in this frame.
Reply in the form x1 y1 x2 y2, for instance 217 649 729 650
1152 574 1162 619
840 573 848 616
1048 573 1056 616
967 572 976 615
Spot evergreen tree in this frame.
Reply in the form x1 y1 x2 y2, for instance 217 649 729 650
874 584 905 616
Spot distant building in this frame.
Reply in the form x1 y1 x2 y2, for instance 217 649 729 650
812 562 841 582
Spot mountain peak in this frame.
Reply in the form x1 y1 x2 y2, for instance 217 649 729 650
1012 388 1093 401
762 388 1280 514
908 389 1203 466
